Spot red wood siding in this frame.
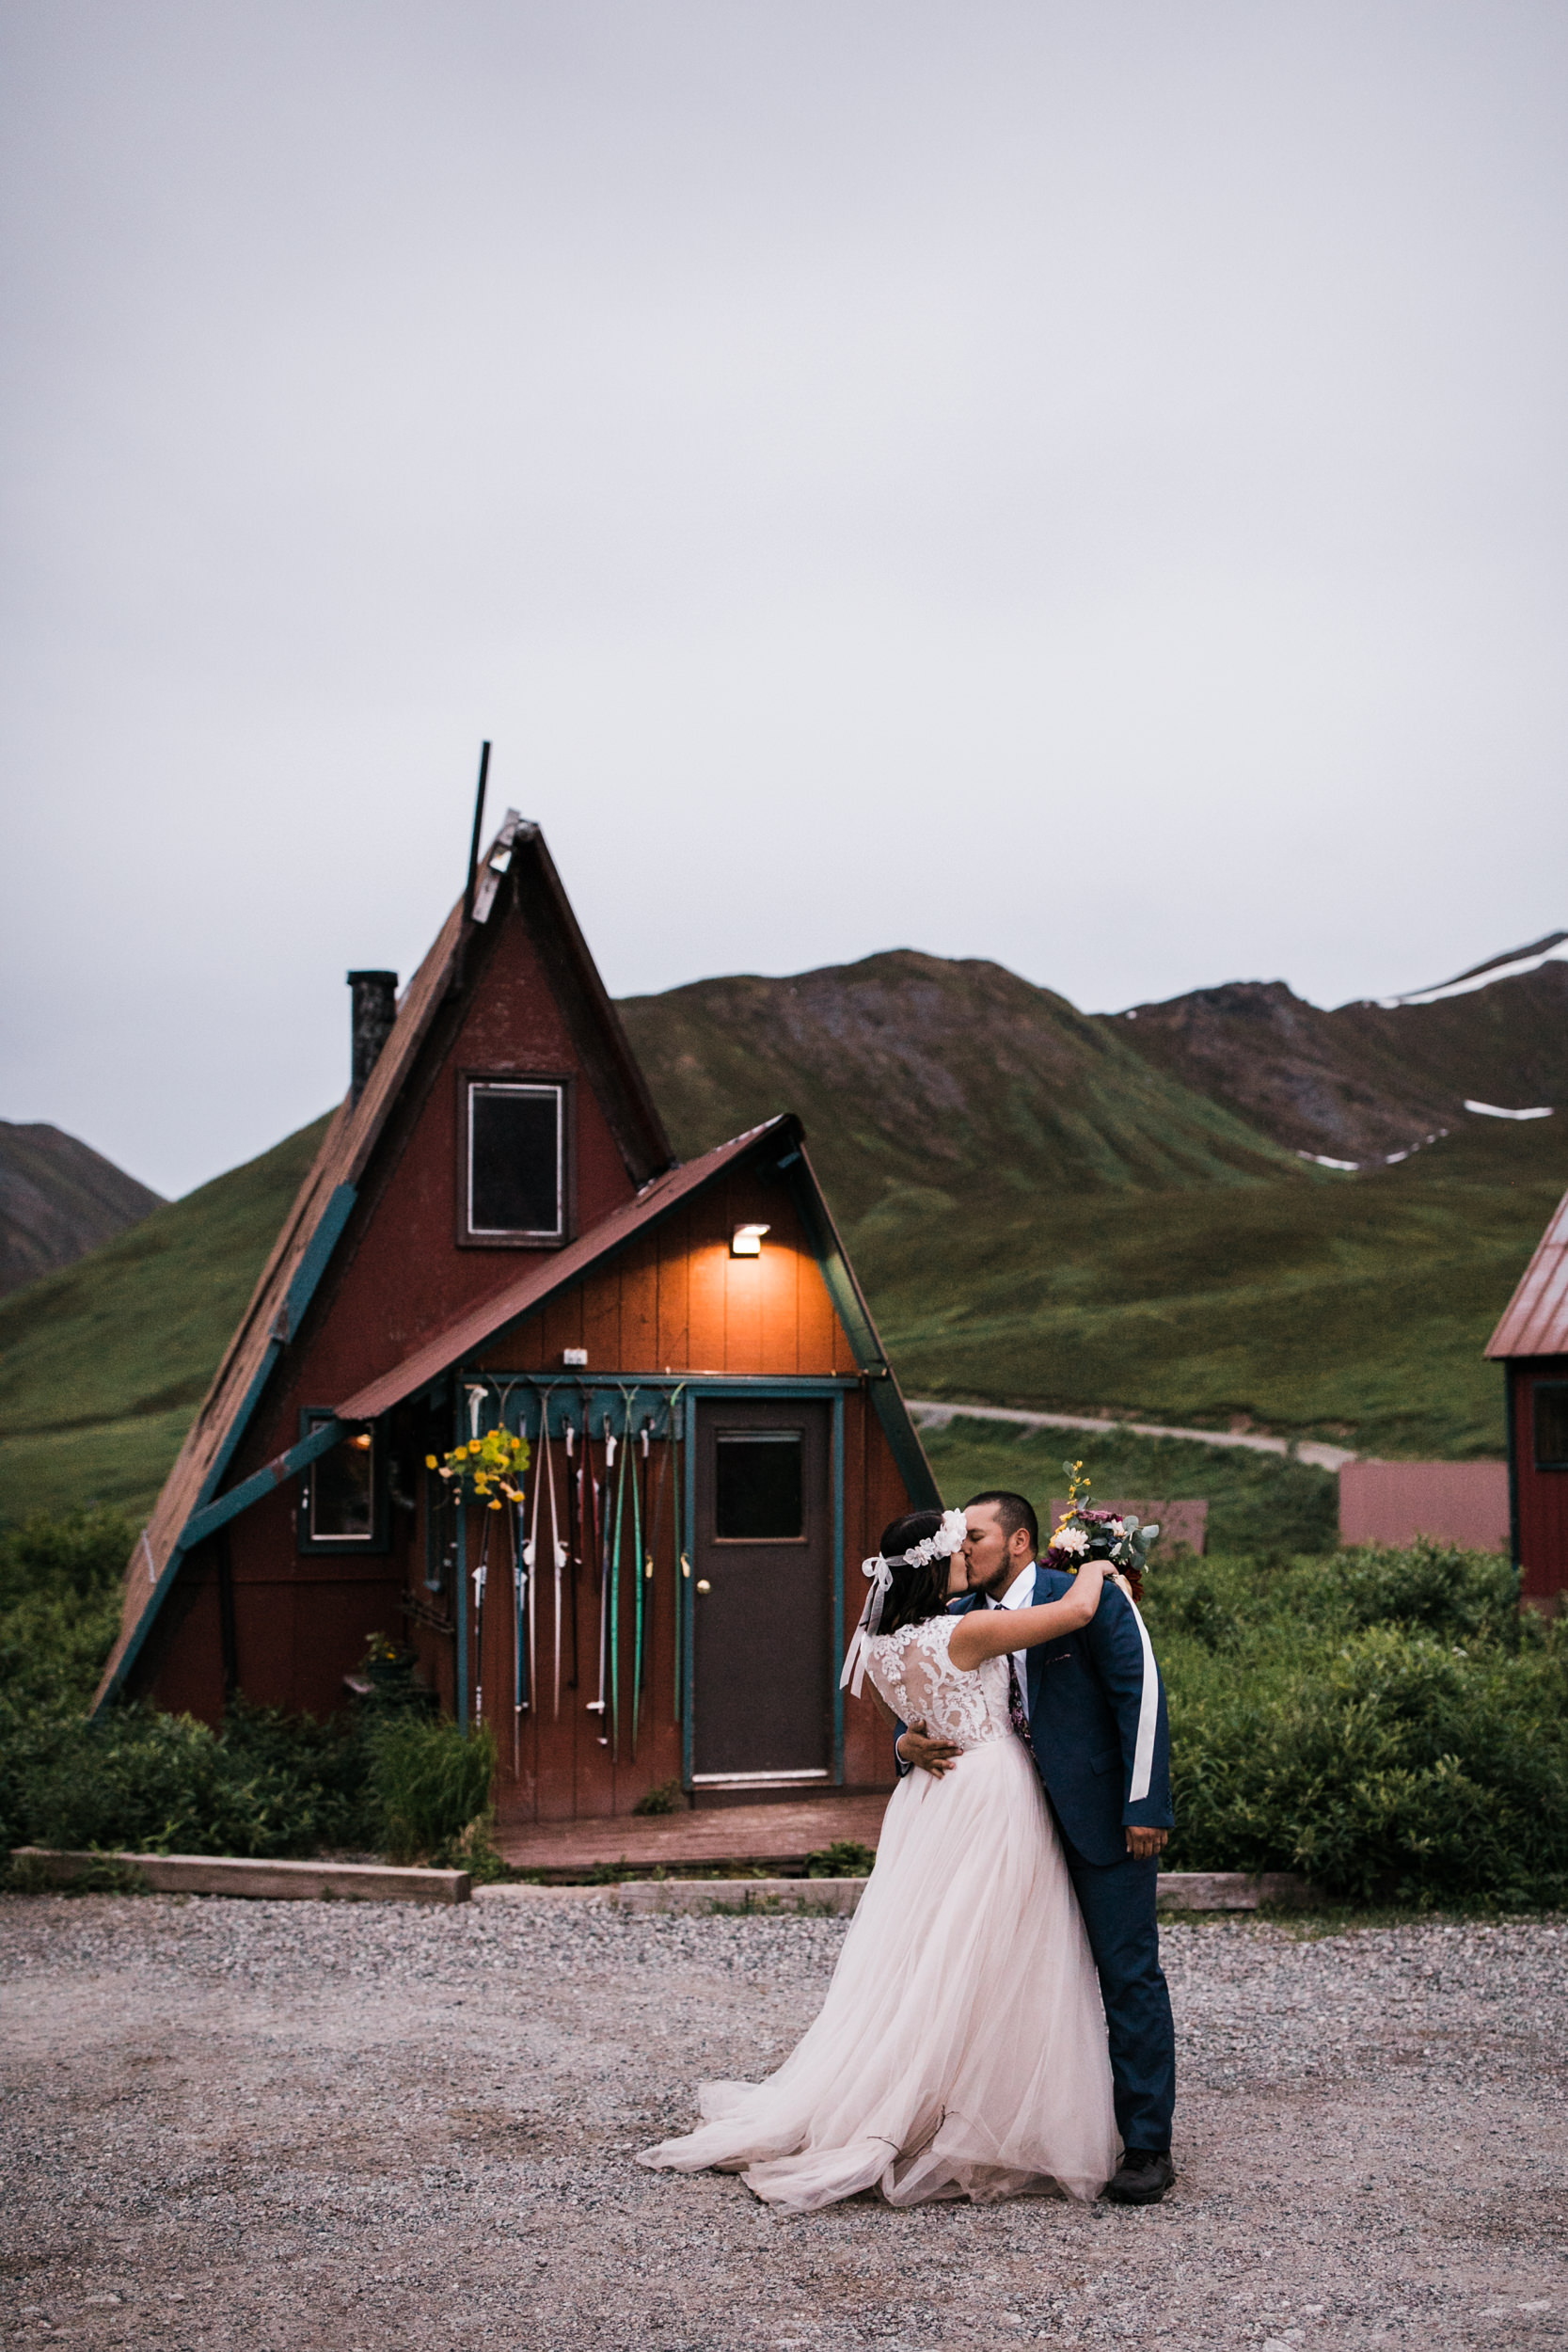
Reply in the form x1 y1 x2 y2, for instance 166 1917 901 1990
468 1184 850 1382
133 882 922 1808
1512 1359 1568 1607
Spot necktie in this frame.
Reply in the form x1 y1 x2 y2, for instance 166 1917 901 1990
993 1602 1034 1753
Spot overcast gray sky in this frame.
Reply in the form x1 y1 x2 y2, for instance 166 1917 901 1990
3 2 1565 1200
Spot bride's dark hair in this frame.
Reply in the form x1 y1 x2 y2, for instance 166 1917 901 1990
876 1510 958 1638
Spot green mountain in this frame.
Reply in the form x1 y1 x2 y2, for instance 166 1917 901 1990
620 949 1565 1462
616 949 1296 1226
0 1118 329 1527
2 945 1562 1529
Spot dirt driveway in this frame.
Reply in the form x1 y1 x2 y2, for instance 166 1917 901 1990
0 1895 1562 2348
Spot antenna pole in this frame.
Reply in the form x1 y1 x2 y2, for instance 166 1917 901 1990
462 740 492 928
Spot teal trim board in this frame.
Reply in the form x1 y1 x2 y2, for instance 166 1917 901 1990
103 1418 347 1703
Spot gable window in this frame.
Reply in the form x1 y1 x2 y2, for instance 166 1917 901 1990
298 1411 388 1551
1534 1382 1568 1470
462 1075 569 1246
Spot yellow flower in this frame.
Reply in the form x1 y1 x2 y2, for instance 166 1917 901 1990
467 1438 482 1454
488 1498 502 1511
425 1454 438 1470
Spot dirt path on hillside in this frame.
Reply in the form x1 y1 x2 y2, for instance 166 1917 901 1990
0 1897 1562 2348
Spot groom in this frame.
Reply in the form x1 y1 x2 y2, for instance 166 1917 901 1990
895 1490 1177 2206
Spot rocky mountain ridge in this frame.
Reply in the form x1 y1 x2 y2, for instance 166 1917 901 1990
619 937 1567 1205
1115 936 1567 1166
0 1121 163 1300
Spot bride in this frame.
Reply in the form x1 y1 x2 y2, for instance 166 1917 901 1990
638 1507 1121 2210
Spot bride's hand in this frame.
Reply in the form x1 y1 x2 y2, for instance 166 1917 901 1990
1065 1559 1109 1624
1109 1567 1134 1601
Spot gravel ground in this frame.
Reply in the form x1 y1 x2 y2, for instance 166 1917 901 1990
0 1894 1563 2349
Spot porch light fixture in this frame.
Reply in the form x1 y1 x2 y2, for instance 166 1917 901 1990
731 1222 770 1257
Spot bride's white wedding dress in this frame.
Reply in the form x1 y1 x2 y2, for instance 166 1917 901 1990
638 1615 1119 2210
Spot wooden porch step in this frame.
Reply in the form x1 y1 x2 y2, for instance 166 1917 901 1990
493 1792 889 1878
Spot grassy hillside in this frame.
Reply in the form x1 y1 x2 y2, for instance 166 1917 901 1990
0 1118 329 1526
2 947 1561 1534
624 949 1561 1457
918 1415 1340 1555
869 1120 1563 1459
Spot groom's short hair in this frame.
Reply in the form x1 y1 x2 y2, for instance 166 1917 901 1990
964 1490 1039 1555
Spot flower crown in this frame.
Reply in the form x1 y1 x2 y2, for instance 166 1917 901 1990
838 1507 969 1697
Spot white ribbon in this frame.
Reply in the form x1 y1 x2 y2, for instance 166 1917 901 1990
839 1554 895 1699
838 1510 968 1698
1128 1598 1160 1804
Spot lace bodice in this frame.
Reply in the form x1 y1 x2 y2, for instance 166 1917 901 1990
863 1615 1014 1750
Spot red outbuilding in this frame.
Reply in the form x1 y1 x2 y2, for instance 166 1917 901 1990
1486 1185 1568 1612
94 814 937 1820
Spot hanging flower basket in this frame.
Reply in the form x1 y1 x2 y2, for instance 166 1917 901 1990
425 1428 531 1511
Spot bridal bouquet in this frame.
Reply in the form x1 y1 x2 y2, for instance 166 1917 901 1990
426 1427 531 1511
1044 1459 1158 1601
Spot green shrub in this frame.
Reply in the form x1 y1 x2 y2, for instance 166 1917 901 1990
805 1839 877 1879
1154 1544 1568 1908
366 1714 499 1867
0 1506 136 1609
1335 1541 1521 1645
0 1507 135 1716
0 1696 373 1861
632 1777 686 1817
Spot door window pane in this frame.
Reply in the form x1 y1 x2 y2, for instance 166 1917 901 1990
311 1428 374 1540
1534 1383 1568 1470
715 1431 803 1540
468 1084 562 1237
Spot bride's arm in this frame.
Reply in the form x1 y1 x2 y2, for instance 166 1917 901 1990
948 1563 1107 1670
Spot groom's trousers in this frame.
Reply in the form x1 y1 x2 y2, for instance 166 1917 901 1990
1053 1818 1177 2154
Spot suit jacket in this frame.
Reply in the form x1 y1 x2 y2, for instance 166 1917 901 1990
950 1567 1173 1867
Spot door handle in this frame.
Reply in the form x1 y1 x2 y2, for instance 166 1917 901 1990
695 1579 711 1593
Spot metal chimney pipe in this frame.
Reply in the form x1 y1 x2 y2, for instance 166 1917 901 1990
347 971 399 1104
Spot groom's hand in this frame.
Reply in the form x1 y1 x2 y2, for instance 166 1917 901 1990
895 1720 962 1777
1126 1826 1168 1859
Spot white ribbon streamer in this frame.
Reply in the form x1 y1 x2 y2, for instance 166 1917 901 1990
1128 1598 1160 1804
838 1509 968 1699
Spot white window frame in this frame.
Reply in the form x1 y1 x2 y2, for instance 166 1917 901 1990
466 1079 565 1242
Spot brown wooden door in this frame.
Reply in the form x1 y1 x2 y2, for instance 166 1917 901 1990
692 1397 832 1783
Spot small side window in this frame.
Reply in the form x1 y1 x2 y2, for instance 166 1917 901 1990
464 1078 566 1243
1533 1382 1568 1471
299 1413 386 1551
425 1462 456 1592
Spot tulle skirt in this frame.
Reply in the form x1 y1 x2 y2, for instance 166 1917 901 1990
638 1735 1119 2211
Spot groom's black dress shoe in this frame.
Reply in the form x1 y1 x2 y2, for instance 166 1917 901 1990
1103 2149 1175 2205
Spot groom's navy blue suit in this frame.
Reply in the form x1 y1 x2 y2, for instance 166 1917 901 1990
943 1572 1177 2154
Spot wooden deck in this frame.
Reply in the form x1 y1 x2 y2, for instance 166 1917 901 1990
494 1792 890 1878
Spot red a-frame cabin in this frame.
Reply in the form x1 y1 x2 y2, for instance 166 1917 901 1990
1487 1184 1568 1613
94 817 936 1820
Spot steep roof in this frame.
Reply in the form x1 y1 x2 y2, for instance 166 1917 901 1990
96 817 673 1704
1486 1185 1568 1359
336 1118 792 1421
